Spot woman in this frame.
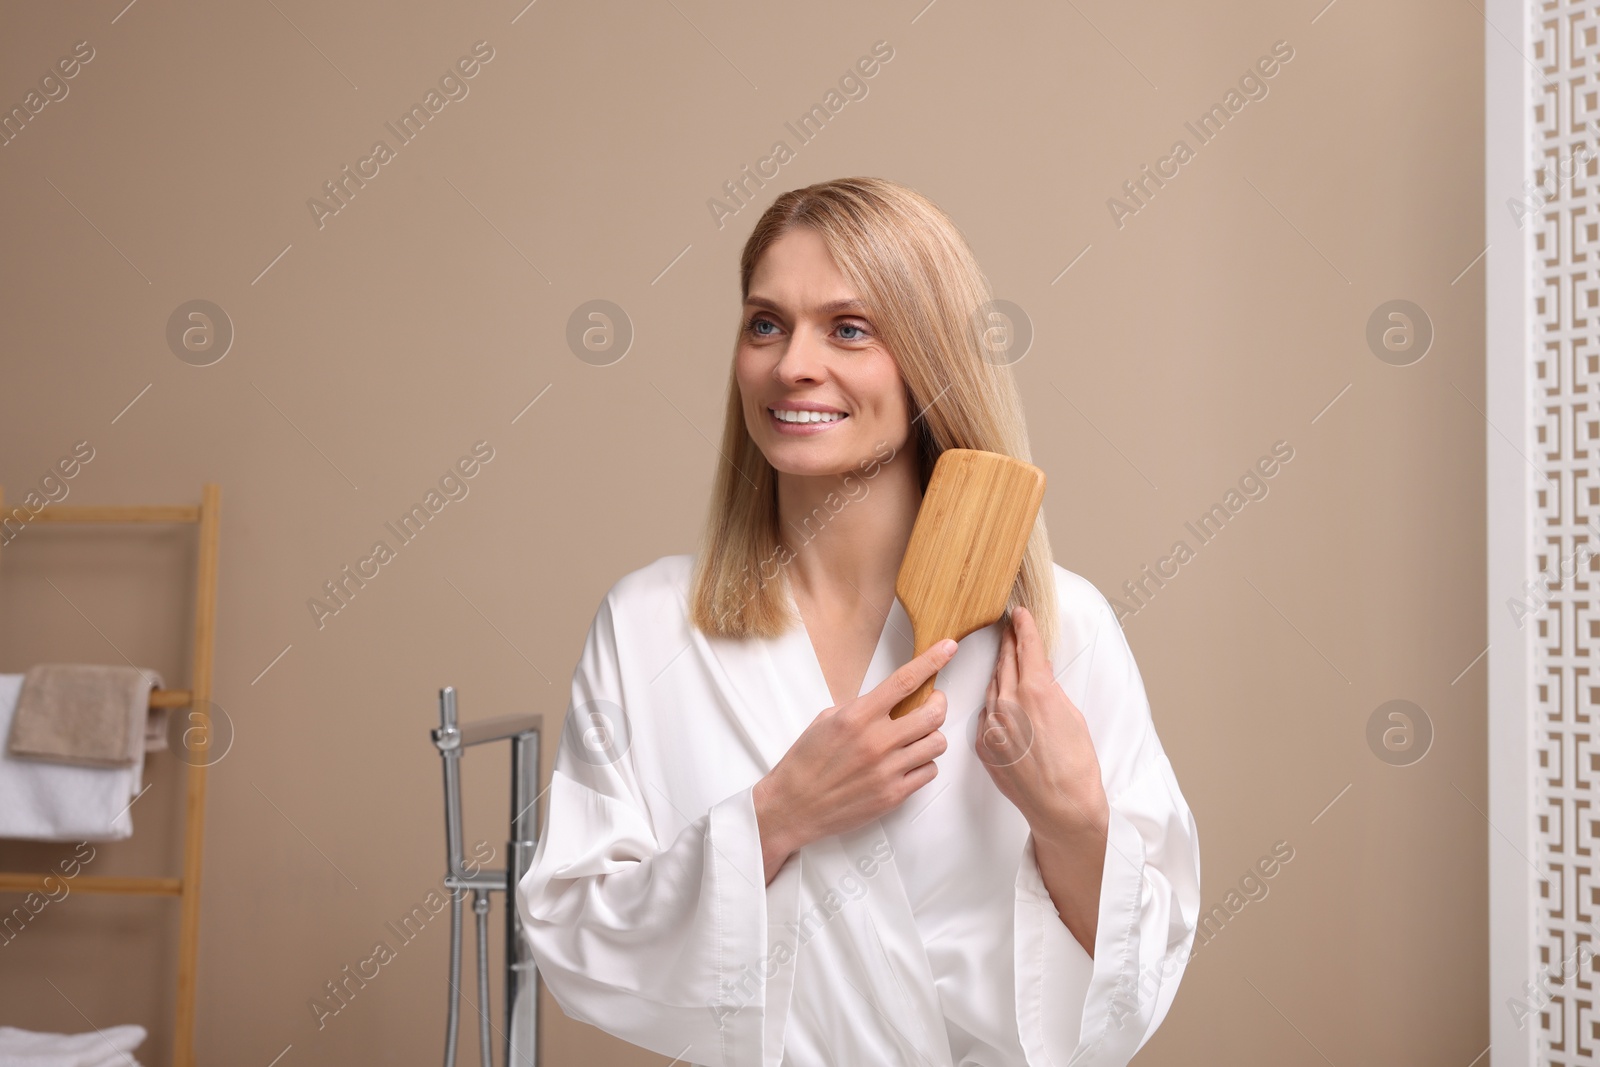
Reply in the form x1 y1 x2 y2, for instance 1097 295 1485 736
516 177 1201 1066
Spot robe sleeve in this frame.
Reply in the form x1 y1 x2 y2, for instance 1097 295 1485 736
1012 585 1202 1066
514 589 806 1067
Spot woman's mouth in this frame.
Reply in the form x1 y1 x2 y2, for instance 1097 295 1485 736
768 407 849 435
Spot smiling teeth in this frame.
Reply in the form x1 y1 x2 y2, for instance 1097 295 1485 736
773 409 845 423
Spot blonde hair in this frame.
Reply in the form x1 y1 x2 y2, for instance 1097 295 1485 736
688 176 1059 655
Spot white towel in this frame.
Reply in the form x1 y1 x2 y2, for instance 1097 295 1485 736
0 1024 147 1066
0 674 143 841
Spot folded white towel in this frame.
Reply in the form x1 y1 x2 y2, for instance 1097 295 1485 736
0 674 142 841
0 1023 147 1066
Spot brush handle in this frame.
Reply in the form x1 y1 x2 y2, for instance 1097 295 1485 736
890 673 938 720
890 621 952 719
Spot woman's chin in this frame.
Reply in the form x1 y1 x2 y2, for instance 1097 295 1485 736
762 444 863 479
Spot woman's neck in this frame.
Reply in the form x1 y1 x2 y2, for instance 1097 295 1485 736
774 449 923 611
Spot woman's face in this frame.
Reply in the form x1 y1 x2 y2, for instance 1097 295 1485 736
736 226 911 478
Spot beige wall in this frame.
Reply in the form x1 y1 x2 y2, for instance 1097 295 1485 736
0 1 1483 1063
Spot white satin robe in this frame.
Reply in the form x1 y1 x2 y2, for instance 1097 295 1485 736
515 553 1201 1066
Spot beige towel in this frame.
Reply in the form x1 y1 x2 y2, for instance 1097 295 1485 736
6 664 165 768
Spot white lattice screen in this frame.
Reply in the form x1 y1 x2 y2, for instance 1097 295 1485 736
1534 2 1600 1062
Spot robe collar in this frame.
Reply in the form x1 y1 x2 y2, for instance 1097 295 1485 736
690 576 917 776
678 565 963 1067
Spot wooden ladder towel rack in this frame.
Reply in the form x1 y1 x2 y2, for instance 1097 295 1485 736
0 483 221 1067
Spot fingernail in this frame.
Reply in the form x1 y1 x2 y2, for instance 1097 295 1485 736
939 638 958 656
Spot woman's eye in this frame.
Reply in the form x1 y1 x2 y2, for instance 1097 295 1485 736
743 317 868 341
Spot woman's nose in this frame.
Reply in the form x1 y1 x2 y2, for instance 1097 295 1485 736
772 325 828 383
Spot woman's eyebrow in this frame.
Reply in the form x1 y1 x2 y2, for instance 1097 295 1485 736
745 295 869 316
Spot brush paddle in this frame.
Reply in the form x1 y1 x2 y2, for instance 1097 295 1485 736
889 448 1046 719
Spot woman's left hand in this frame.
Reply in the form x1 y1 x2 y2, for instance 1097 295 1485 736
977 606 1109 839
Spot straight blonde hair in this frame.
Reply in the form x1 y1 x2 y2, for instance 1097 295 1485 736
688 176 1059 656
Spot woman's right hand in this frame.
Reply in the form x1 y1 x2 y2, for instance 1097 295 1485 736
752 637 958 884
